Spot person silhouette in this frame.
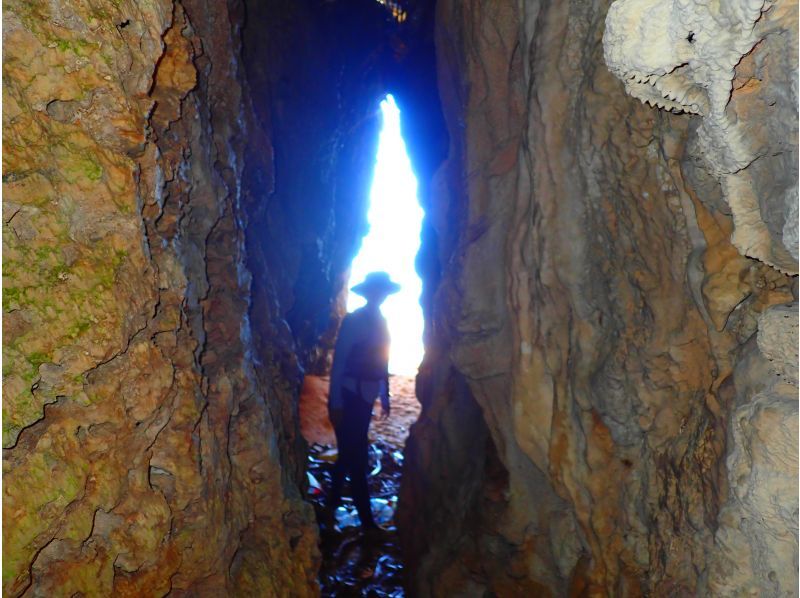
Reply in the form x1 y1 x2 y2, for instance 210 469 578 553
325 271 399 532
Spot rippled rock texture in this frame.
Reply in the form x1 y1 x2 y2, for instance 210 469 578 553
4 0 796 595
400 0 797 595
3 0 440 594
2 0 327 594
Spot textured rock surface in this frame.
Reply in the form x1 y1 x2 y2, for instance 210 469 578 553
3 0 445 594
2 0 324 594
400 0 797 595
4 0 796 594
605 0 799 594
709 317 798 596
604 0 799 273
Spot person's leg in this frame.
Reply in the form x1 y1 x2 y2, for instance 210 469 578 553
327 425 347 510
327 388 359 510
349 397 376 529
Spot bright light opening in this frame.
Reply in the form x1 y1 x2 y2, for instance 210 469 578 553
347 95 424 376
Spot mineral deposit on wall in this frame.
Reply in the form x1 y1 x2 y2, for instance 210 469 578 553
3 0 796 595
401 0 797 594
3 1 319 594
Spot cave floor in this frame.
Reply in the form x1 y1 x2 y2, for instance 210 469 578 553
301 375 420 597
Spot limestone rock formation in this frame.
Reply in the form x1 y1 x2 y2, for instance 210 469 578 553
400 0 797 594
709 313 798 596
2 0 323 594
604 0 799 273
604 0 798 593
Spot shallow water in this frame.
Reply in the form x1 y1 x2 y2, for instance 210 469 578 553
307 441 405 597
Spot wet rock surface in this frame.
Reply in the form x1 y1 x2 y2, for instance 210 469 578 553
301 374 420 596
308 442 405 598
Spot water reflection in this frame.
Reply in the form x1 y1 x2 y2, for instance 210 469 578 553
308 441 405 597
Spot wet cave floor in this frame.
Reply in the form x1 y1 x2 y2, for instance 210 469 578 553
300 375 421 597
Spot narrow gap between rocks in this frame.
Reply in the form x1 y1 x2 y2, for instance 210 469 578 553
300 93 424 596
301 376 419 597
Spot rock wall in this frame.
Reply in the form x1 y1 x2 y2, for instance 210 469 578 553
604 0 799 274
2 0 448 593
1 0 332 594
4 0 795 594
400 0 797 595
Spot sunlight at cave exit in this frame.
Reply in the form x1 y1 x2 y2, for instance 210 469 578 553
347 95 424 376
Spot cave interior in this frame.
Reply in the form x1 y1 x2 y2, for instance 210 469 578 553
2 0 798 595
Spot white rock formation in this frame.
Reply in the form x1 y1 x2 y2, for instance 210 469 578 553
758 302 800 385
603 0 798 273
604 0 764 164
711 305 799 596
605 0 798 593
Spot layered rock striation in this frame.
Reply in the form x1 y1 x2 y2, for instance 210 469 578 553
1 0 405 592
400 0 797 595
2 0 447 594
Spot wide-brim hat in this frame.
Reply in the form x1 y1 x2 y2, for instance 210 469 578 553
350 271 401 297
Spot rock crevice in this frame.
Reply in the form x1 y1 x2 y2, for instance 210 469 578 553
3 0 796 595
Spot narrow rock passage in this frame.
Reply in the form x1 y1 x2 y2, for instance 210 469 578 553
307 441 404 596
301 376 420 597
300 376 420 597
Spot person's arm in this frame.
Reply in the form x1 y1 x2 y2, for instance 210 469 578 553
329 314 356 414
379 379 391 418
379 317 391 418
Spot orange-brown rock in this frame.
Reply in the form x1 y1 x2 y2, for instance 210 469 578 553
4 0 795 595
400 0 796 595
3 0 321 594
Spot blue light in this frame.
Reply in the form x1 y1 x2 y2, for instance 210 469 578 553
347 95 424 375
